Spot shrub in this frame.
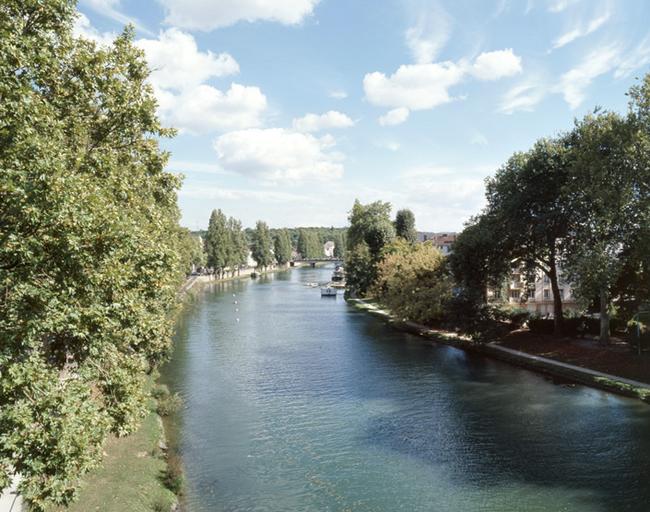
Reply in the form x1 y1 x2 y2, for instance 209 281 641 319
528 317 555 334
156 392 183 417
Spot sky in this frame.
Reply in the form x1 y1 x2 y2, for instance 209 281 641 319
75 0 650 232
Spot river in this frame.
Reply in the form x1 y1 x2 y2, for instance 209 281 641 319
163 266 650 512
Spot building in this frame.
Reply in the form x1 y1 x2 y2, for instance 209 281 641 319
492 267 580 316
323 240 335 258
418 232 458 255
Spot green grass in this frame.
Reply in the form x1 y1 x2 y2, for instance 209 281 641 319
48 400 177 512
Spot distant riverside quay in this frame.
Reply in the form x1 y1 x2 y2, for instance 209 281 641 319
162 266 650 512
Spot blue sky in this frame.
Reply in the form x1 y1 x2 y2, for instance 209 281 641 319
75 0 650 231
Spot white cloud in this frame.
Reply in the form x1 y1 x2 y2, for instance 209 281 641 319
180 184 309 203
551 10 610 49
379 107 410 126
328 90 348 99
79 0 153 35
136 29 239 91
471 49 523 80
214 128 344 182
404 2 452 64
364 61 466 111
556 45 620 109
158 0 320 30
364 49 522 120
73 12 117 45
547 0 579 13
499 81 546 113
158 83 267 134
615 36 650 79
132 29 266 134
292 111 354 132
470 132 488 146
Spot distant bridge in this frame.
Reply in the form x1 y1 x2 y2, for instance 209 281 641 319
290 258 342 268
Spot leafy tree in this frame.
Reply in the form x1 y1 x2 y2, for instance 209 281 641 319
205 209 229 276
226 217 248 274
394 209 417 243
297 228 321 259
448 214 511 304
177 228 206 274
252 220 274 269
0 4 182 508
274 229 293 265
345 200 395 296
372 240 452 324
482 137 573 335
344 243 375 296
563 108 650 343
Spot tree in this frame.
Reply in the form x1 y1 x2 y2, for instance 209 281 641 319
563 107 650 343
448 214 511 304
0 4 183 507
345 200 395 296
372 240 452 325
252 220 274 269
274 229 293 265
394 209 417 243
297 229 321 259
482 137 573 335
205 209 229 276
177 228 206 274
226 217 248 274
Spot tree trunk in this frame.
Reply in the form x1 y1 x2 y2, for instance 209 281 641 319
547 256 564 337
600 287 610 345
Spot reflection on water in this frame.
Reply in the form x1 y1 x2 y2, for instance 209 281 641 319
163 267 650 512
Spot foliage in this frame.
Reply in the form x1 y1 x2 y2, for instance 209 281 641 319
226 217 248 273
273 229 293 265
394 209 417 243
563 107 650 342
251 220 274 269
372 241 452 325
344 243 375 297
482 137 573 335
448 215 511 304
297 228 322 259
177 228 205 274
345 200 395 296
0 3 184 507
205 209 229 272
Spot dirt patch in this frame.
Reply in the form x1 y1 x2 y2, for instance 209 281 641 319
498 330 650 384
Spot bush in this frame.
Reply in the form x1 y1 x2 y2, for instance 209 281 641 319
528 317 555 334
152 384 183 417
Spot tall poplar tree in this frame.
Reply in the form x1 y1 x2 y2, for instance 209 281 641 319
252 221 274 269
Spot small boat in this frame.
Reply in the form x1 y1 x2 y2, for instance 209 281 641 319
332 265 345 282
320 286 337 297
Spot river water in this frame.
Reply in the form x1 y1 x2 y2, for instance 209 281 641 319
164 266 650 512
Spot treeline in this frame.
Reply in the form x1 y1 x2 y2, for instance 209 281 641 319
449 74 650 344
196 217 348 273
346 74 650 345
1 3 187 509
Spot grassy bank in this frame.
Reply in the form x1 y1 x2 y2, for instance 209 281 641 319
47 392 178 512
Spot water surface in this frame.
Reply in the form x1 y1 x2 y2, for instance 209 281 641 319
164 267 650 512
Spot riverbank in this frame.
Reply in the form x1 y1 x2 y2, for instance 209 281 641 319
181 264 292 294
348 298 650 404
46 386 178 512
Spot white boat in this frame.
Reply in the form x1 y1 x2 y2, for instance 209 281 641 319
320 286 337 297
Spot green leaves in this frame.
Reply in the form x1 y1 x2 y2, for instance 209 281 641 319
1 2 184 507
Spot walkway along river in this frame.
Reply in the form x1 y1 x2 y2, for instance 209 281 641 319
162 266 650 512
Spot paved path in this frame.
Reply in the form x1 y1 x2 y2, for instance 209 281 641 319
0 477 22 512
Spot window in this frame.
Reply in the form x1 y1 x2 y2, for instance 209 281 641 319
543 275 550 284
559 288 565 299
510 289 520 299
543 289 550 300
